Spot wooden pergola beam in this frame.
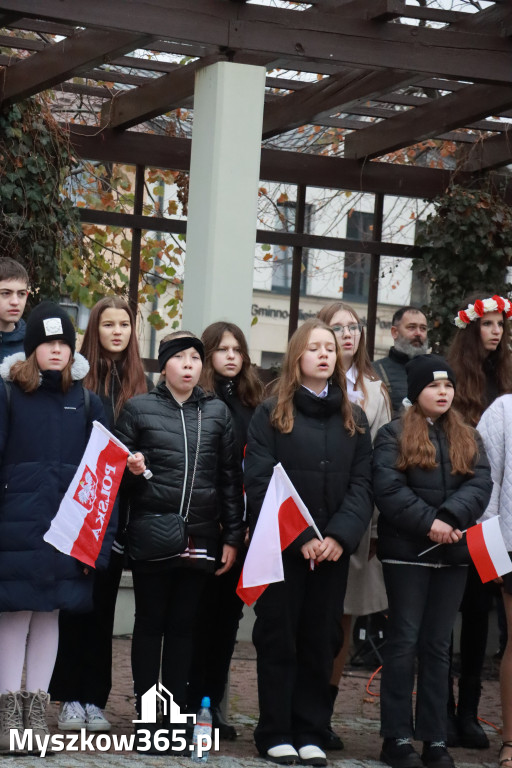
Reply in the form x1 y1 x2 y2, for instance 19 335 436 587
78 206 419 258
344 83 512 160
262 68 418 140
1 1 511 84
336 0 404 22
0 28 155 106
458 130 512 173
100 54 224 130
64 125 512 203
261 0 511 141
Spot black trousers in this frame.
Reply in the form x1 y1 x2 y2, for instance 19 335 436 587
187 558 244 711
253 550 349 753
50 550 124 708
380 563 468 742
131 566 208 713
459 562 495 679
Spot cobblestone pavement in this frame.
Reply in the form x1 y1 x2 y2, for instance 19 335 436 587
2 637 501 767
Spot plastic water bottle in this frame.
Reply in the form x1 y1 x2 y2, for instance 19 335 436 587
191 696 213 762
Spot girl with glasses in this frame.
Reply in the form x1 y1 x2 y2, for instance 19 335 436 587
317 301 391 750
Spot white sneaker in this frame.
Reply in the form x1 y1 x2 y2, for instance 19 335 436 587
84 703 111 732
58 701 86 731
298 745 327 766
266 744 299 764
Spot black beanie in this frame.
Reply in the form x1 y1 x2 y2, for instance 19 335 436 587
158 336 205 372
406 354 456 404
24 302 76 358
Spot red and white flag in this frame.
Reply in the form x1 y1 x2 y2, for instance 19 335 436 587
467 516 512 583
236 463 320 606
44 421 130 568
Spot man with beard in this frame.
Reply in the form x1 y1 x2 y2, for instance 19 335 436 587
373 306 429 415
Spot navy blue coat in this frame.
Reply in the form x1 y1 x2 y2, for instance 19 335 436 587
0 352 111 613
0 319 26 363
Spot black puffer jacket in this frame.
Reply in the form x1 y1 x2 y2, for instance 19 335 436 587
373 417 493 565
244 385 373 555
373 347 409 416
116 382 245 570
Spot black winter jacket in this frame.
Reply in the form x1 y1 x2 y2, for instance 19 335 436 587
373 417 493 565
244 385 373 555
373 347 410 416
115 382 245 571
0 352 110 613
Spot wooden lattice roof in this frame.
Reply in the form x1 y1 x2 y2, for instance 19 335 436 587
0 0 511 199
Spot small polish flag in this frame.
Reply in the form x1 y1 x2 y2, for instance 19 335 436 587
467 517 512 583
44 422 130 567
236 463 320 606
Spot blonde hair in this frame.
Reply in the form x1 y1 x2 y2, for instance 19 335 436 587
271 318 358 435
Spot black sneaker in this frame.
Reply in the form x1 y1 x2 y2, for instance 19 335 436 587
421 741 455 768
380 738 423 768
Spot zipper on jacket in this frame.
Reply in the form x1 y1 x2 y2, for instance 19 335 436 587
178 405 188 518
434 421 447 500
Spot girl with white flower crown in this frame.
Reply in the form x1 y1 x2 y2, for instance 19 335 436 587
446 291 512 749
449 292 512 428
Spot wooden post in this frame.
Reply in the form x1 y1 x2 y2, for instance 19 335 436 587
366 192 384 360
129 164 145 316
288 183 307 340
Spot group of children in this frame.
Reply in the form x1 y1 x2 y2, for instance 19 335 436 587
0 255 511 768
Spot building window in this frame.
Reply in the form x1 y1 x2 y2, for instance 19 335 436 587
343 210 373 302
271 201 313 294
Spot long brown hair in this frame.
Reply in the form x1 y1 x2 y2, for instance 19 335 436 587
271 318 358 435
81 296 147 418
446 291 512 426
396 404 478 475
318 301 380 406
200 321 264 408
11 352 73 393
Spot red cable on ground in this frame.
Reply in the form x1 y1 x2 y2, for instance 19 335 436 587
478 716 500 732
366 666 382 697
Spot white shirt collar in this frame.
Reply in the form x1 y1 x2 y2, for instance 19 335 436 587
345 365 363 404
301 383 329 399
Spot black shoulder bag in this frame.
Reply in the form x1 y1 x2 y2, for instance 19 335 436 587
127 408 202 562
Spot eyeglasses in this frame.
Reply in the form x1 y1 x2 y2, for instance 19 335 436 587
331 323 364 335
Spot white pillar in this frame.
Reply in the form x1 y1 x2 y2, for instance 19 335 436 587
182 61 266 338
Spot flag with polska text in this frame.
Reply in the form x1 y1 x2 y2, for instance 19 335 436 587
44 421 129 568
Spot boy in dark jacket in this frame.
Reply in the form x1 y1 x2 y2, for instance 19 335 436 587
0 257 29 362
